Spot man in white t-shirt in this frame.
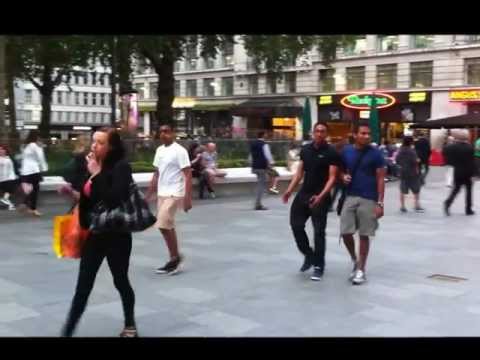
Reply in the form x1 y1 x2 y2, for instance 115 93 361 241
147 125 192 275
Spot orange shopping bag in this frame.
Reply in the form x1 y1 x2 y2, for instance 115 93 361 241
52 206 89 259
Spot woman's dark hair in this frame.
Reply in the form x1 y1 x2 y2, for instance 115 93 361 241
402 136 414 147
188 142 200 159
97 127 126 169
25 130 39 145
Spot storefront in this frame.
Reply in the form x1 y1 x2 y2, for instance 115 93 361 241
231 97 303 140
317 91 432 143
449 88 480 115
191 99 240 138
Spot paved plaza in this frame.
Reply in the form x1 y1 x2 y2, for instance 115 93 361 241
0 167 479 337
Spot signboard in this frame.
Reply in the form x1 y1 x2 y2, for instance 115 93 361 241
319 95 333 105
409 92 427 102
340 92 396 110
449 89 480 102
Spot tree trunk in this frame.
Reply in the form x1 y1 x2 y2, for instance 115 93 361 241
154 56 175 129
109 36 117 126
39 84 53 139
0 35 6 138
7 71 17 138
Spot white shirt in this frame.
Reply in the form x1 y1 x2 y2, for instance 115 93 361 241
0 156 17 182
21 142 48 176
152 142 191 197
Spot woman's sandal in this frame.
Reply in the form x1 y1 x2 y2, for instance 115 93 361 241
119 327 138 338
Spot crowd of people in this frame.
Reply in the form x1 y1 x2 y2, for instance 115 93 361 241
2 122 480 337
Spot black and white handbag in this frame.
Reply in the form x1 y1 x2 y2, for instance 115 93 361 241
89 182 156 233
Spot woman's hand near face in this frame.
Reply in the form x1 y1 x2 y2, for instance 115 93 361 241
86 152 101 176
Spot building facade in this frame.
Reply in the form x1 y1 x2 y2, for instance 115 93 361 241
16 66 114 140
134 34 480 147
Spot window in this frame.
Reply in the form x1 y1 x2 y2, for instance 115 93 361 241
186 80 197 97
266 74 277 94
319 69 335 92
70 92 75 105
412 35 435 49
24 110 32 122
203 56 216 70
74 92 79 105
78 112 84 123
25 90 32 104
84 92 89 105
185 44 198 71
410 61 433 88
85 112 90 123
66 112 70 123
285 72 297 93
174 80 181 97
72 112 77 123
149 82 157 99
74 74 80 85
344 35 367 55
57 91 63 104
91 73 97 85
100 93 105 106
466 35 480 44
222 41 234 67
346 66 365 90
104 113 110 123
83 72 88 85
377 35 399 52
248 75 258 95
133 84 144 100
203 78 215 97
466 58 480 85
221 77 233 96
377 64 397 89
92 93 97 106
174 61 181 72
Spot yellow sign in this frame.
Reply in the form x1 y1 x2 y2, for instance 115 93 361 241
319 95 333 105
409 92 427 102
172 97 196 108
273 118 297 127
449 90 480 102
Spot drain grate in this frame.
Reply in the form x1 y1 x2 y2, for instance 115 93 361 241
427 274 468 282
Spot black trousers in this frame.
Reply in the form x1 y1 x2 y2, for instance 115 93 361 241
419 161 429 184
22 173 42 210
445 177 473 212
290 192 330 270
62 231 136 337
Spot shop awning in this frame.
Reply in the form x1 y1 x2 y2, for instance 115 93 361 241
410 113 480 129
193 99 239 111
231 98 303 118
138 97 197 112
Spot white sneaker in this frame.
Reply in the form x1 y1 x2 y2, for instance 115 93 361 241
349 261 357 281
269 187 279 194
8 205 16 211
352 270 367 285
0 198 9 207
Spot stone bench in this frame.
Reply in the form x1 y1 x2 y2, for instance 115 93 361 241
36 167 294 204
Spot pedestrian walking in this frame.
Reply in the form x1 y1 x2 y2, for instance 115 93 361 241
60 135 89 205
282 122 340 281
19 130 48 217
444 135 455 188
62 127 138 337
414 132 431 185
0 144 19 210
395 136 425 213
147 125 192 275
339 122 386 285
250 132 275 210
474 135 480 177
443 132 475 216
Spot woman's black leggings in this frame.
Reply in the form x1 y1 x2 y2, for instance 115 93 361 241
62 232 136 337
22 173 42 210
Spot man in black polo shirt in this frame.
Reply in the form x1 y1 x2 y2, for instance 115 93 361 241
283 122 340 281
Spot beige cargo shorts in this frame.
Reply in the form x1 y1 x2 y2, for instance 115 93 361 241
340 196 379 237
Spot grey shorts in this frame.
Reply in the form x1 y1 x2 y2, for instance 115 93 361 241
340 196 379 237
400 176 421 195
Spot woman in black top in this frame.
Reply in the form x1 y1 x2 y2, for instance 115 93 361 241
61 127 137 337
